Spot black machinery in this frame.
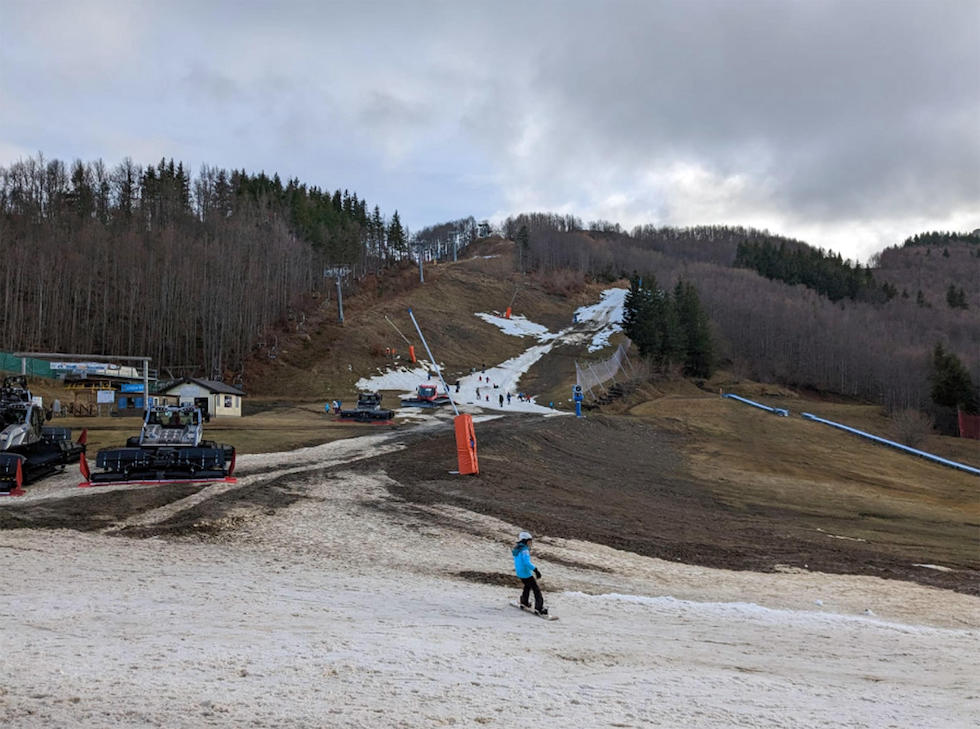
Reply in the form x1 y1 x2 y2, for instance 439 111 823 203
0 376 86 495
80 403 235 487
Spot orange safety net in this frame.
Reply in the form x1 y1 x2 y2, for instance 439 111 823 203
454 414 479 475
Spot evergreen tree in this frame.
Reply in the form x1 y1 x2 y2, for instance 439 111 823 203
930 344 979 413
945 284 968 309
651 287 682 369
622 274 659 359
516 224 530 274
622 274 686 370
674 280 714 378
387 210 406 255
370 205 385 258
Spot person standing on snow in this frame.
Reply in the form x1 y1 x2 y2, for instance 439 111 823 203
512 531 547 615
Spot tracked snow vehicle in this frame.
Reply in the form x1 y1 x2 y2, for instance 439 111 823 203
79 403 235 487
0 376 86 495
337 392 395 423
400 383 451 408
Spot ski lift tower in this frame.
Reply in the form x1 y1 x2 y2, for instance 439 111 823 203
323 265 351 324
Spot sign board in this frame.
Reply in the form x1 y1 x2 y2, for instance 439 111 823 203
51 362 102 371
120 383 145 393
96 390 115 404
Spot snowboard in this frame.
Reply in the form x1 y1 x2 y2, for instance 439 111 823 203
510 602 559 621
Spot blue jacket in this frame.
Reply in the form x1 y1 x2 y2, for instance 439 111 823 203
512 541 536 578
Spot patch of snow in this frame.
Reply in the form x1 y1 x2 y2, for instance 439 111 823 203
474 312 553 340
568 592 968 636
816 528 868 542
574 287 627 326
356 364 437 395
587 322 622 352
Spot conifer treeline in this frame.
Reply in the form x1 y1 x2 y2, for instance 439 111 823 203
622 275 714 378
733 240 876 303
500 213 979 413
0 154 406 379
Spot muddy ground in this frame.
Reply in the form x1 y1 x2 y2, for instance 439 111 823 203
371 414 979 596
2 413 976 598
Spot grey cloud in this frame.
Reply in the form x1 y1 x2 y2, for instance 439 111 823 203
493 1 980 227
1 0 976 257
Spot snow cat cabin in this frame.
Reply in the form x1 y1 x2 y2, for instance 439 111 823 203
158 378 246 419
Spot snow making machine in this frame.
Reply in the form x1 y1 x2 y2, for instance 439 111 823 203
400 383 451 408
79 403 236 487
0 376 86 495
337 392 395 423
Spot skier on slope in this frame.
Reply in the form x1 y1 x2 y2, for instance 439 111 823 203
512 531 547 615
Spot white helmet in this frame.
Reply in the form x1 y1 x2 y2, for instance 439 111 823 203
518 531 532 541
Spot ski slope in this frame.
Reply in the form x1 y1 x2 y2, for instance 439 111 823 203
2 449 977 728
356 287 628 415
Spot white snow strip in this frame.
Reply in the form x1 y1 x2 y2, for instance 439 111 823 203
574 287 627 352
912 564 955 572
474 312 553 340
587 322 622 352
567 592 973 636
574 287 627 326
355 363 439 395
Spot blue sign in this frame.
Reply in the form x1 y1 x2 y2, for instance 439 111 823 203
120 383 145 393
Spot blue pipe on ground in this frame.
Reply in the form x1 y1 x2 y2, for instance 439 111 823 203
722 393 789 417
801 412 980 477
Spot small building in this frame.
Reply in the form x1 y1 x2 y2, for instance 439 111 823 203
158 378 246 418
114 383 179 416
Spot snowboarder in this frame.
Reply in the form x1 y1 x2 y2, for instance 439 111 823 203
506 392 511 404
498 393 504 407
512 531 547 615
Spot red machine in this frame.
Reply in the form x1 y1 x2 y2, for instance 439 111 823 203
400 384 451 408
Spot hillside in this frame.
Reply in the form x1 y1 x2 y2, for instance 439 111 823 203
241 237 608 406
3 239 979 728
12 237 978 595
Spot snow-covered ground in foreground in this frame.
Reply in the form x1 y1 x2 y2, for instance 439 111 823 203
357 288 628 415
2 443 979 728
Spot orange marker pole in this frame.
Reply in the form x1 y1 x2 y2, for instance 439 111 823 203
408 308 480 476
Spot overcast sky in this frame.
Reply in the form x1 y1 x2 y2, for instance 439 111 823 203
1 0 977 262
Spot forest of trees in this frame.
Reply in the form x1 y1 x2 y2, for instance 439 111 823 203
733 239 876 303
622 275 714 378
902 231 980 249
3 152 975 424
500 213 979 418
0 154 408 380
